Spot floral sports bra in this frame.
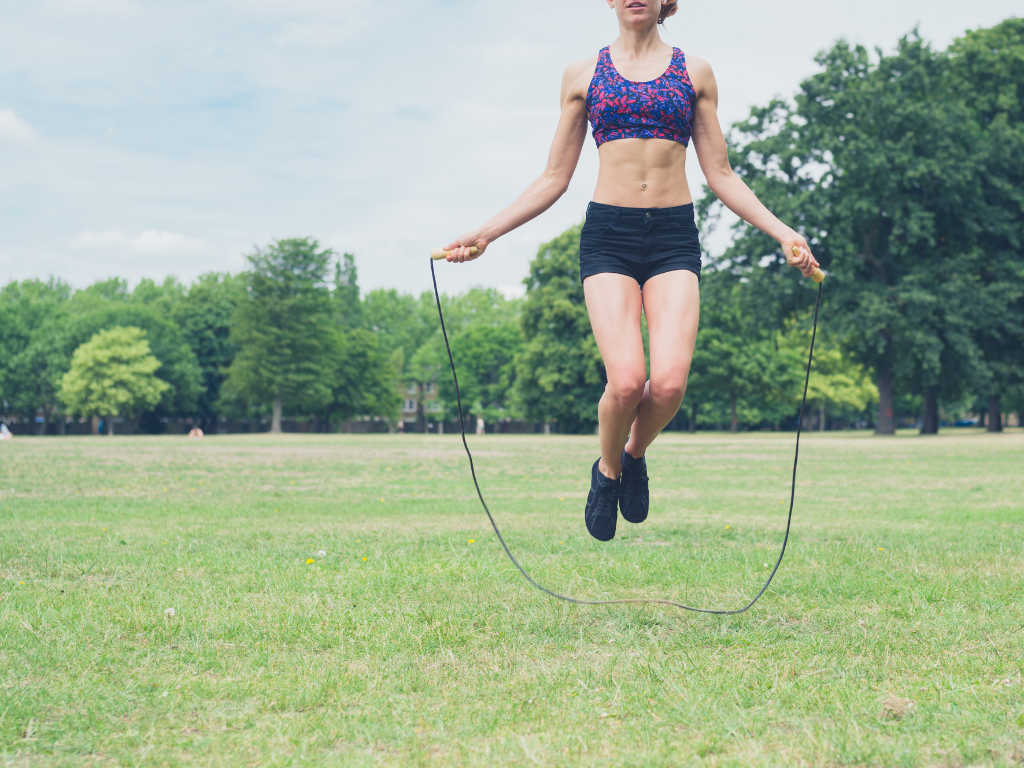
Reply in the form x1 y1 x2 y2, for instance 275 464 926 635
585 46 696 148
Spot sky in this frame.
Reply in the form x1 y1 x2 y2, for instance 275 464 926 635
0 0 1020 298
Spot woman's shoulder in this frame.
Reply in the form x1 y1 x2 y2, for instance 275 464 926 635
562 53 601 100
682 53 715 93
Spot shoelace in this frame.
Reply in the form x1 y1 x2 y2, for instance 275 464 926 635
594 481 618 520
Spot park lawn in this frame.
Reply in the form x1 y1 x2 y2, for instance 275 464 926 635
0 430 1022 767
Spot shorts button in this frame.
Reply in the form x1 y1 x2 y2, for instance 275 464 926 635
645 212 651 219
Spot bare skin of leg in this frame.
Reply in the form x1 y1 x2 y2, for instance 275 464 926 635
583 273 646 480
624 270 700 459
584 270 700 479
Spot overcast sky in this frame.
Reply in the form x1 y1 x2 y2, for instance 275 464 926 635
1 1 1019 297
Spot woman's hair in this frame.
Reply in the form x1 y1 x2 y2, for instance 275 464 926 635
658 0 678 24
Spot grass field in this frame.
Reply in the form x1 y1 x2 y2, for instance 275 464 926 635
1 429 1022 767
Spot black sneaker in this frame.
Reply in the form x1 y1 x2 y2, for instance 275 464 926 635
585 458 619 542
619 450 649 524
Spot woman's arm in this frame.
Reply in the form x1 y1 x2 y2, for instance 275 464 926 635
442 60 593 263
688 57 820 277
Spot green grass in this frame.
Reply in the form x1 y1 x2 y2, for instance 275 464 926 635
1 429 1022 767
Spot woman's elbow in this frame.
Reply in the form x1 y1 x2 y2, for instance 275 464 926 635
703 166 738 195
543 171 571 198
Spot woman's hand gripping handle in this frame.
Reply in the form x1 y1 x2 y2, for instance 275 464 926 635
787 243 825 283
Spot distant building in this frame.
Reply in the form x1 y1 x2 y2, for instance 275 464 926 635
401 379 443 433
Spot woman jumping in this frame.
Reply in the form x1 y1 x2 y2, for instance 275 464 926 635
443 0 819 542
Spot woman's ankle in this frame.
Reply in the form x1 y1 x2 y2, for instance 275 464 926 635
623 440 645 460
598 458 622 480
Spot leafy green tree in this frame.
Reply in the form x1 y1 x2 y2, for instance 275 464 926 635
514 224 605 434
412 288 522 427
363 288 438 362
172 273 243 432
64 303 204 424
948 18 1024 431
680 270 811 432
59 327 169 435
708 33 983 435
363 287 443 430
327 328 399 426
222 238 340 432
0 279 73 433
780 326 878 430
334 252 364 330
312 254 399 429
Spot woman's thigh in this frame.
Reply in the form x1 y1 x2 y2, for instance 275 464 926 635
583 273 646 385
641 270 700 385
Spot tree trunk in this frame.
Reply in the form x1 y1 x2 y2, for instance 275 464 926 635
107 416 115 436
59 417 67 436
271 396 283 433
92 415 100 435
875 368 896 435
920 389 939 435
689 402 697 433
730 393 738 433
987 394 1002 433
819 403 826 432
438 420 444 435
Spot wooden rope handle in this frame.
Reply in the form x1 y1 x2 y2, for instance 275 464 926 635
792 246 825 283
432 246 480 260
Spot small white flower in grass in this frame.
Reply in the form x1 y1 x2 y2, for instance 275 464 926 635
763 563 770 569
164 607 175 618
317 550 326 557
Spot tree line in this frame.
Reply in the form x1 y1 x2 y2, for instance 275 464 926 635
1 20 1020 436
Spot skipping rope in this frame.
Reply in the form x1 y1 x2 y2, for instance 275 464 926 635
430 257 823 614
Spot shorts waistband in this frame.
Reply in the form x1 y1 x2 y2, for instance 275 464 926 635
587 201 694 218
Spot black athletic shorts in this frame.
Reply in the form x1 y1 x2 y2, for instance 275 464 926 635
578 201 702 286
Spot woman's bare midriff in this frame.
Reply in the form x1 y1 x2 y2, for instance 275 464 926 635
591 137 692 208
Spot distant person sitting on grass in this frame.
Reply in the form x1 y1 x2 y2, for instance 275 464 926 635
187 426 204 440
0 423 11 440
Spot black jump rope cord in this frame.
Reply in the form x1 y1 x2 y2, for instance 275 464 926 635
430 257 822 614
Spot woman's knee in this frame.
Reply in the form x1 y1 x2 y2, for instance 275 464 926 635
649 374 686 409
605 374 646 411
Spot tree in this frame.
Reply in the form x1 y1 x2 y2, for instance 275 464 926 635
172 273 243 432
413 288 523 428
334 252 364 330
0 279 73 433
708 33 982 435
780 325 878 430
318 254 399 429
514 224 605 433
947 19 1024 432
59 327 169 435
363 288 438 362
328 328 400 427
64 302 204 426
222 238 340 432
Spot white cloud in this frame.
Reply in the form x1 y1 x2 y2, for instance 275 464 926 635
132 230 205 254
46 0 140 18
71 229 128 249
71 229 205 254
276 21 354 50
0 110 40 144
